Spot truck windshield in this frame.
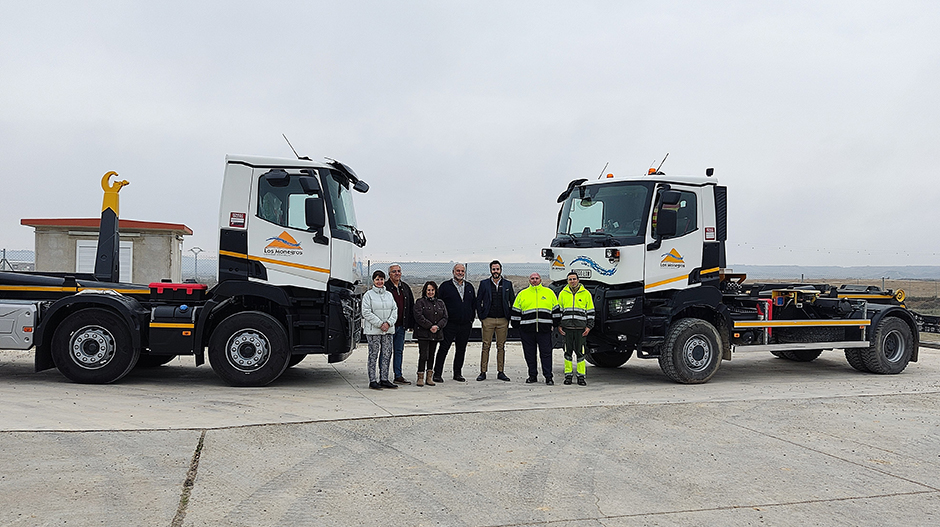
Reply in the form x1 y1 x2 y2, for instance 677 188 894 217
554 182 652 247
323 170 363 246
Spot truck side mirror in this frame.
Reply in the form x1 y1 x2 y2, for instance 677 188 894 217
262 169 290 187
353 180 369 193
305 196 325 229
661 190 681 206
657 208 678 237
298 175 321 195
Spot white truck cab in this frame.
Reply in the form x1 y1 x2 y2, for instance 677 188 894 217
544 168 923 384
543 168 729 374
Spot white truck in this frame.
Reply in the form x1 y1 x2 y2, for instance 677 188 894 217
0 154 368 386
542 168 933 383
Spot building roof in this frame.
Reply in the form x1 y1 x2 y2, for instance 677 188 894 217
21 218 193 235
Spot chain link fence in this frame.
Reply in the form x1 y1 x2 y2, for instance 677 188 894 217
181 255 218 285
365 260 551 295
0 249 35 271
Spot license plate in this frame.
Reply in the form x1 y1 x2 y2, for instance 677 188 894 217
575 269 592 278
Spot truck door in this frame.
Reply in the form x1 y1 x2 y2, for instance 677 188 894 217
248 169 332 290
644 186 703 294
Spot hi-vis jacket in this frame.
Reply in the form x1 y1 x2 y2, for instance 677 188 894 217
557 285 595 330
511 284 561 334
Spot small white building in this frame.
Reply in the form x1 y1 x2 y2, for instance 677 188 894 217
21 218 193 284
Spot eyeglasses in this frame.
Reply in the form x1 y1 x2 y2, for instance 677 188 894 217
390 270 401 273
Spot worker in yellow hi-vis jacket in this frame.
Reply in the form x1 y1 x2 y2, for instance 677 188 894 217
557 272 595 386
511 273 561 385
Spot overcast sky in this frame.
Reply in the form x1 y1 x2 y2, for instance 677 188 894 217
2 1 938 266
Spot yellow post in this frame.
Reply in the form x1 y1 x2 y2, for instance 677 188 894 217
100 171 129 215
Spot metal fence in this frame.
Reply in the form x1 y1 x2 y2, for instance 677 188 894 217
181 255 218 284
365 260 551 294
0 249 35 271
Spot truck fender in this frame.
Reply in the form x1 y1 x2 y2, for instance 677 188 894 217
868 307 920 362
194 281 294 366
34 292 148 372
668 303 733 361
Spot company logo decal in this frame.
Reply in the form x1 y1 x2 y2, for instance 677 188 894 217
571 256 617 276
551 255 565 268
660 249 685 268
265 231 303 255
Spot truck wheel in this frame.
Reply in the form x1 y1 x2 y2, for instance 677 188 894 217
136 355 176 368
209 311 290 386
780 350 823 362
862 317 913 374
51 308 139 384
844 349 870 372
658 318 722 384
584 350 631 368
287 354 307 368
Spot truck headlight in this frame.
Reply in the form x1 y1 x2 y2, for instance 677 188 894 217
608 297 636 316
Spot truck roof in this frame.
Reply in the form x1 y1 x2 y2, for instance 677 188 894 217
225 154 334 170
583 174 719 187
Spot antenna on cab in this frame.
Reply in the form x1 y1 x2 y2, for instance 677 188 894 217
597 161 609 180
648 152 669 175
282 134 311 161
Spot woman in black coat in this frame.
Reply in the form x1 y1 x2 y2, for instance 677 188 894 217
412 281 448 386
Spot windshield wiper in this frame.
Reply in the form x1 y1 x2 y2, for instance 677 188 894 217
338 224 367 247
555 233 579 247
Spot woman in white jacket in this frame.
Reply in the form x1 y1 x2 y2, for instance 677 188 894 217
361 269 399 390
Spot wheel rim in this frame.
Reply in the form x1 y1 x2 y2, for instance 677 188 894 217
225 329 271 372
882 329 906 363
70 325 116 370
683 334 712 372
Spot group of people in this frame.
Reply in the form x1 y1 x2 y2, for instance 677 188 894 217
360 261 596 390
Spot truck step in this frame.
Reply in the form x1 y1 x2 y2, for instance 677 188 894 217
734 341 869 352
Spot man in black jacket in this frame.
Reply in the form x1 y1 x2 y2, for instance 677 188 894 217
433 263 476 382
476 260 515 381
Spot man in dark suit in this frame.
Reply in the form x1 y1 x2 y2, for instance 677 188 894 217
433 263 476 382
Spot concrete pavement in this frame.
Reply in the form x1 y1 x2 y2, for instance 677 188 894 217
1 343 938 526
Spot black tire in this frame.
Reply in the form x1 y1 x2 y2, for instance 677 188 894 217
51 308 139 384
584 349 631 368
780 350 823 362
658 318 722 384
287 354 307 368
208 311 290 386
135 355 177 368
844 348 870 372
770 351 785 358
862 317 913 374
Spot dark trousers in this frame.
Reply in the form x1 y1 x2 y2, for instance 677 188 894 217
417 340 438 372
520 330 554 380
434 322 471 377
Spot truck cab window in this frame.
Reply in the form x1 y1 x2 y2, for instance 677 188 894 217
555 182 652 246
257 175 309 230
322 171 362 244
653 190 697 239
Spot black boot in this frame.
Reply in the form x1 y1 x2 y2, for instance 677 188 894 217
563 375 573 385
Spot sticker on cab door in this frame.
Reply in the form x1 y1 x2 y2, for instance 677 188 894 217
229 212 246 228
